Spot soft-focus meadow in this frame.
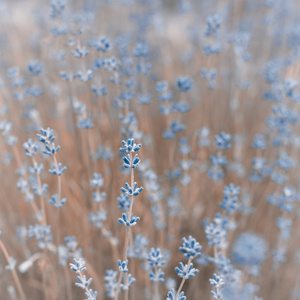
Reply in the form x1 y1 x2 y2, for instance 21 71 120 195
1 0 300 299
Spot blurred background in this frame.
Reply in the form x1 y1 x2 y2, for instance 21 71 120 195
0 0 300 299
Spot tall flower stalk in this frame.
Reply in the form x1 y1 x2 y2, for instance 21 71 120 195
37 127 67 244
114 138 143 300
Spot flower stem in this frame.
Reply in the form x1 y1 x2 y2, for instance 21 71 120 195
175 258 192 300
0 240 26 300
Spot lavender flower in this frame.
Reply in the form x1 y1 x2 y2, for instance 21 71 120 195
175 262 199 279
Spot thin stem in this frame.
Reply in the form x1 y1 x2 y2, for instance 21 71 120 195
128 152 134 220
54 208 60 246
32 156 47 225
114 273 123 300
123 227 130 260
175 258 192 300
78 271 94 299
175 278 186 300
53 156 61 201
154 266 159 300
53 155 61 245
124 288 129 300
130 257 136 300
115 227 130 300
0 240 26 300
42 240 49 300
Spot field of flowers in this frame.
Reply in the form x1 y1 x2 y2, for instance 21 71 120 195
1 0 300 299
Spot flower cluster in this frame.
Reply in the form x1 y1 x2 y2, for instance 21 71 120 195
147 248 166 283
179 236 202 260
167 236 201 298
70 258 98 300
